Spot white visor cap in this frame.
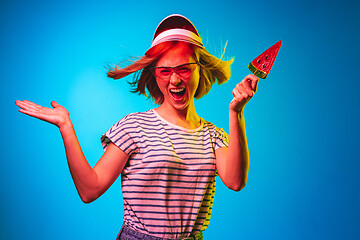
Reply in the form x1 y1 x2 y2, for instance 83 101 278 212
146 14 204 54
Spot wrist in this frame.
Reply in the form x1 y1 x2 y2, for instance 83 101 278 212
229 108 244 117
59 116 74 135
229 108 246 128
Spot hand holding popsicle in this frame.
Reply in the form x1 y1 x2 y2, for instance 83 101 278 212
229 40 281 112
229 74 259 113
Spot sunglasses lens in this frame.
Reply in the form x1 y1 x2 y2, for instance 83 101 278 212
151 63 198 80
174 65 193 78
154 68 173 79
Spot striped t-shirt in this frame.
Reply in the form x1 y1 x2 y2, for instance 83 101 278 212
101 109 229 239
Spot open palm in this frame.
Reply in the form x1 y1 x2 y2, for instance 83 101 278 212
15 100 70 128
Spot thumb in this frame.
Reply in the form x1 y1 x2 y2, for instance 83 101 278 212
51 101 60 108
251 77 259 92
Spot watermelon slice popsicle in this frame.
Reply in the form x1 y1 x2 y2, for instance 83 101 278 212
248 40 282 79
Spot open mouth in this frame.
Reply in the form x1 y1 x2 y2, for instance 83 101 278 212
169 88 186 101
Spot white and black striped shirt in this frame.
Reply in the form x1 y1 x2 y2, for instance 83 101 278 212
101 109 228 239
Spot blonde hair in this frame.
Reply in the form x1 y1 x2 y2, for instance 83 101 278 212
107 41 234 104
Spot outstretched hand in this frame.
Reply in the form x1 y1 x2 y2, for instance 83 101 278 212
15 100 70 129
229 74 259 113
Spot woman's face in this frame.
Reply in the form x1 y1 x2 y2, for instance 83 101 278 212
154 42 200 111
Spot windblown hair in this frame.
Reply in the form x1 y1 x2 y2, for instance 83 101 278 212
107 41 234 104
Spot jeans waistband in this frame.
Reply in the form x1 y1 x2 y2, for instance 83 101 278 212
117 225 203 240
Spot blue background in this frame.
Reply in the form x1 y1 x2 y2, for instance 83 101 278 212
1 0 359 239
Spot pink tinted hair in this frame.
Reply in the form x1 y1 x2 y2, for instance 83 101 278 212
107 41 234 104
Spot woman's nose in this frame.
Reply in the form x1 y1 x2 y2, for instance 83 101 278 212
169 73 182 86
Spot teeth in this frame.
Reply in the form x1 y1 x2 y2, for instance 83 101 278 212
170 88 185 93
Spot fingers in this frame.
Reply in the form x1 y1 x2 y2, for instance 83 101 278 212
241 81 255 97
233 76 257 101
244 74 259 92
15 100 39 112
18 108 40 118
15 100 52 116
233 83 250 100
16 100 59 110
15 100 42 116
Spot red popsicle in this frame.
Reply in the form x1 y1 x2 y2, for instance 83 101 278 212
248 40 282 79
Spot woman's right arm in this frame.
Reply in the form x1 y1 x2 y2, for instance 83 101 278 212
15 100 129 203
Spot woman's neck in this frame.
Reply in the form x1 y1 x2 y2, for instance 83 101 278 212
155 103 201 129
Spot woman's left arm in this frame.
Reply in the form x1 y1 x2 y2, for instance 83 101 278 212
216 74 259 191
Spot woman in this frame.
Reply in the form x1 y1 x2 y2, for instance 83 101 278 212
15 14 258 240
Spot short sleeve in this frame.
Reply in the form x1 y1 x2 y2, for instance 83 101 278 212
100 115 138 155
214 127 229 150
